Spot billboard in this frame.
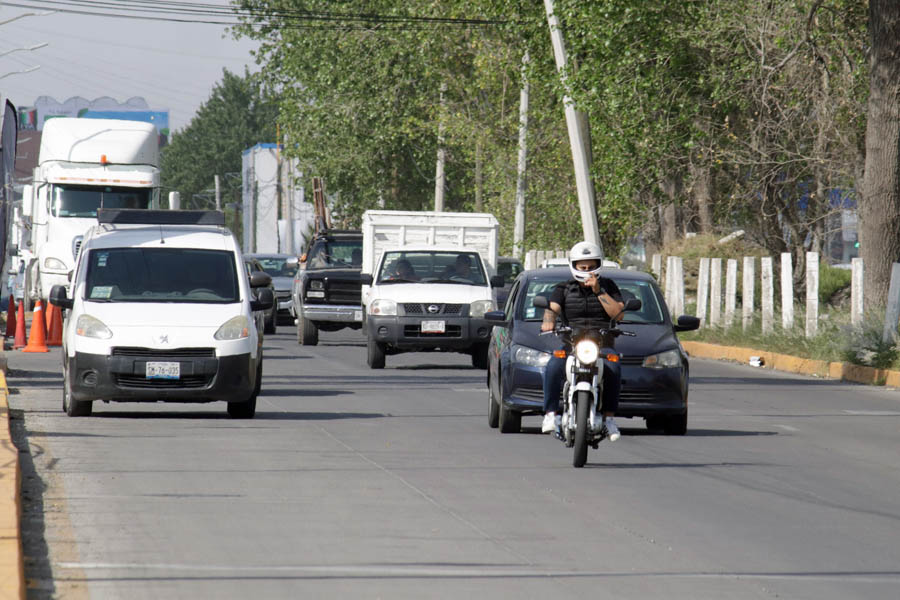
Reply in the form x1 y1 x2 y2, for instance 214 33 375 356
17 96 170 142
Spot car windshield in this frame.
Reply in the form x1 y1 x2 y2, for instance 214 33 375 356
253 256 295 277
520 277 666 324
376 251 488 285
85 248 240 303
307 240 362 270
52 184 152 218
497 260 523 284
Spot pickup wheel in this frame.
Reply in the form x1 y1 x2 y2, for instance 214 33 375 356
367 338 386 369
297 312 318 345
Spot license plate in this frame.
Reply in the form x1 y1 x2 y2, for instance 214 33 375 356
421 320 445 333
146 361 180 380
353 310 363 321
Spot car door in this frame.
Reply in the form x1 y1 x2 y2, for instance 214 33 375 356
491 278 521 402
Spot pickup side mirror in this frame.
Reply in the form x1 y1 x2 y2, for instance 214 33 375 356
490 275 505 288
532 295 550 309
49 284 73 310
249 271 272 288
250 287 274 312
286 257 299 268
674 315 701 332
484 310 506 322
359 273 373 285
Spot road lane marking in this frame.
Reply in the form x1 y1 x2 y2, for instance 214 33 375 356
775 424 799 432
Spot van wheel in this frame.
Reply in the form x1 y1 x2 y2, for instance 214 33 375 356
297 313 318 345
63 364 92 417
367 338 386 369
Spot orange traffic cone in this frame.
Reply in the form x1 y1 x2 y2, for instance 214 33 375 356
12 301 26 349
22 300 49 353
46 303 62 347
5 295 15 338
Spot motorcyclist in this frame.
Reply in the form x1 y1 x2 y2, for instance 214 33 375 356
540 241 625 440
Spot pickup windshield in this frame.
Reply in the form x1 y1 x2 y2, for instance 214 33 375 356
84 248 239 303
306 240 362 270
377 251 487 286
52 184 152 218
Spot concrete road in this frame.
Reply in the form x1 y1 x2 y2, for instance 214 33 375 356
7 328 900 599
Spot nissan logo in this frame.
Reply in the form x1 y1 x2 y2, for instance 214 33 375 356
427 304 441 314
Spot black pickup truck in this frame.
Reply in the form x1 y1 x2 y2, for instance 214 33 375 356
291 230 365 345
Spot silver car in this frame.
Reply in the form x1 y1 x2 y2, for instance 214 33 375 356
245 254 298 326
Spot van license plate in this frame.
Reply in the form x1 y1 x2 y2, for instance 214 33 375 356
421 320 445 333
146 362 180 379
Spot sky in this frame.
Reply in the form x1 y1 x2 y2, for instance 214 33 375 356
0 0 260 132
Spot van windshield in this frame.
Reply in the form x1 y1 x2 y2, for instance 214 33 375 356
377 251 487 285
84 248 239 303
52 184 152 218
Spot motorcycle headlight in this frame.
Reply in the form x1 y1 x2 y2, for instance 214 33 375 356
370 299 397 316
214 315 250 340
75 314 112 339
43 257 67 271
512 344 551 368
470 299 494 318
574 339 600 364
643 349 682 369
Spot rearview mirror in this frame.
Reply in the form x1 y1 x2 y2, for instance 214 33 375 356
251 287 274 311
490 275 505 288
532 295 549 309
249 271 272 288
674 315 700 332
49 284 73 310
484 310 506 322
624 298 642 312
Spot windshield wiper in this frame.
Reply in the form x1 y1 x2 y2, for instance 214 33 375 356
378 277 420 284
427 278 478 285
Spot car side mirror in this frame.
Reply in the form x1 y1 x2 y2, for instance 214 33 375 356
359 273 373 285
484 310 506 322
490 275 505 288
49 284 73 310
624 298 642 311
249 271 272 288
251 287 274 311
674 315 701 331
286 257 299 268
532 295 549 309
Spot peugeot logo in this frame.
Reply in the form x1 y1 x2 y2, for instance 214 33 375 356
427 304 441 314
158 335 169 344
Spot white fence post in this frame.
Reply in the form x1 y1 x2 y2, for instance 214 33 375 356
665 256 675 309
725 258 737 329
710 258 722 327
781 252 794 330
742 256 755 331
851 257 864 327
696 257 710 326
673 256 685 317
805 251 819 338
761 257 774 334
524 249 536 270
651 253 662 281
882 263 900 343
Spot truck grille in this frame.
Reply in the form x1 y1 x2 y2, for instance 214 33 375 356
403 303 464 315
112 347 216 358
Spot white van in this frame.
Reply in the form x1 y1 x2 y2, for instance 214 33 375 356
49 209 274 418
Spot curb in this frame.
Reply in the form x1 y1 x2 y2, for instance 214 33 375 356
0 368 24 600
681 341 900 387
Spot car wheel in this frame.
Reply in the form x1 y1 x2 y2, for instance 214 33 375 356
498 394 521 434
663 412 687 435
367 338 386 369
470 343 488 369
63 363 92 417
487 373 499 429
297 312 318 345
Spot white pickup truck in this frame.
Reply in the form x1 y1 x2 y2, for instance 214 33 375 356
360 210 503 369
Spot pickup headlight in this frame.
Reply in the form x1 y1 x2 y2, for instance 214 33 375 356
214 315 250 340
642 349 681 369
574 339 600 364
309 280 324 290
512 344 551 368
370 299 397 316
469 299 494 318
43 257 67 271
75 314 112 339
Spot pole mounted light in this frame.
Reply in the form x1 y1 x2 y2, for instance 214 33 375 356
0 65 41 80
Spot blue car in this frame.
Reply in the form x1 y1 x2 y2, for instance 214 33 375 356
485 267 700 435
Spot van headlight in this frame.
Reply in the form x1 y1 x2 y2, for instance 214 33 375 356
512 344 551 368
574 339 600 364
43 257 67 271
469 299 494 318
214 315 250 340
370 299 397 316
75 314 112 339
643 349 681 369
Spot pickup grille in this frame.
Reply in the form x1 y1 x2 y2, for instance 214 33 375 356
403 303 464 316
112 347 216 358
403 325 463 338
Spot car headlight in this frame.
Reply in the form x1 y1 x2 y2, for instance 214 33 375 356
214 315 250 340
643 349 682 369
75 314 112 339
512 344 551 368
574 339 600 364
43 257 67 271
370 299 397 316
470 299 494 318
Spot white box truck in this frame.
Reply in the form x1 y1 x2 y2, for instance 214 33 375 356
360 210 503 369
17 118 161 304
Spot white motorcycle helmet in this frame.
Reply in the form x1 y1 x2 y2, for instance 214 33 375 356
568 241 604 283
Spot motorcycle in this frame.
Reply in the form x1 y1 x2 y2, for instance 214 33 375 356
534 295 640 468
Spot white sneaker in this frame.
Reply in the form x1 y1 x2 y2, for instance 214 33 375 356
604 417 621 441
541 412 557 433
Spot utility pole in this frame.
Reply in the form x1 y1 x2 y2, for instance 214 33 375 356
434 83 447 212
544 0 601 248
513 52 530 259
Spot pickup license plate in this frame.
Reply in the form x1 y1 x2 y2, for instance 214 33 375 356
421 320 445 333
146 361 180 380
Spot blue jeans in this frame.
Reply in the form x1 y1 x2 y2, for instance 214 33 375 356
542 349 620 414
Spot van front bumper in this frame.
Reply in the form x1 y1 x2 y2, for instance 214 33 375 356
69 351 255 403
